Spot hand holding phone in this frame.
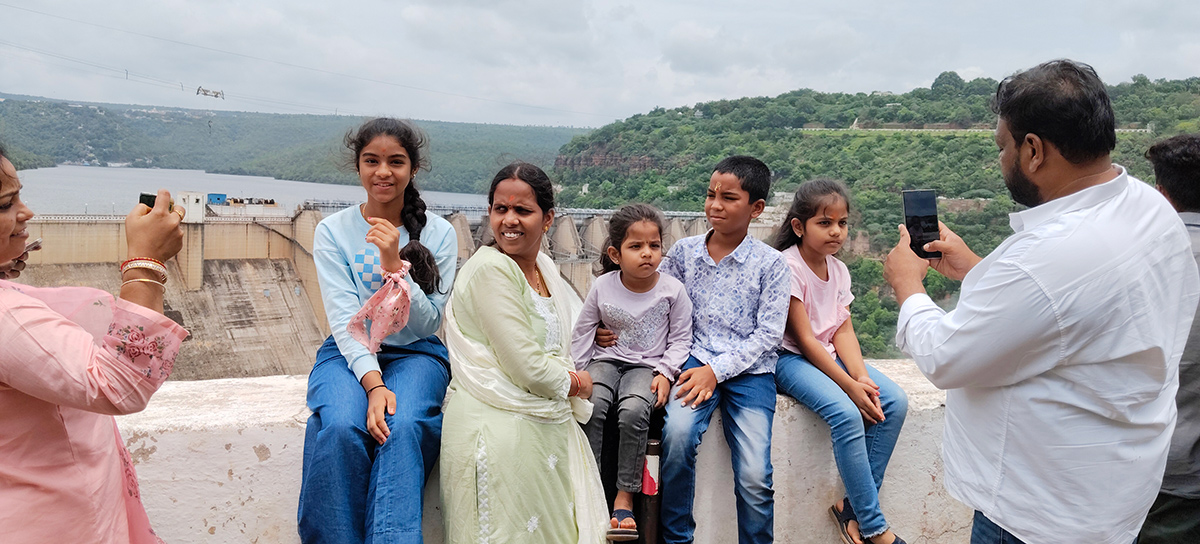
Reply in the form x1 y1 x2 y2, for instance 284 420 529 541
139 192 173 211
902 190 941 259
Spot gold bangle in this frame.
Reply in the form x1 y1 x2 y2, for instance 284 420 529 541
121 261 168 283
121 278 166 291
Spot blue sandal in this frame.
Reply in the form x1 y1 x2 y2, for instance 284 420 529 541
606 508 638 542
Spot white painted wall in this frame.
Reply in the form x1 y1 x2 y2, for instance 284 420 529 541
116 360 971 543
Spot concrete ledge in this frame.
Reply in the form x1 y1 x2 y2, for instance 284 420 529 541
117 360 971 543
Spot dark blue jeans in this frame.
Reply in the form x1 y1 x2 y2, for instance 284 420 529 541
971 511 1139 544
660 356 776 544
298 336 450 544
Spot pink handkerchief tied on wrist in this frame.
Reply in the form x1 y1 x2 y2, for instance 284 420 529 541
348 260 413 353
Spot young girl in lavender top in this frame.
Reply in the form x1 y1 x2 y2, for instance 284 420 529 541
773 179 909 544
570 203 693 542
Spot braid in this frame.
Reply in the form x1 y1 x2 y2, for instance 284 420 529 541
398 181 441 294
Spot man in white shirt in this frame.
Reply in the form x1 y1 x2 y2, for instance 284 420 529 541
883 59 1200 544
1140 134 1200 544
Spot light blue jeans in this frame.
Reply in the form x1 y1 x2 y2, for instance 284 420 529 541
298 336 450 544
774 352 908 539
660 356 776 544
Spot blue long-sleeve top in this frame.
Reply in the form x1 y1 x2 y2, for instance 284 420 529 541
313 205 458 381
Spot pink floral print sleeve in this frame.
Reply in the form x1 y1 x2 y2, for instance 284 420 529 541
0 280 188 544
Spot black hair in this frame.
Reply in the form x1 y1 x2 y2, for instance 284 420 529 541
713 155 772 203
773 178 852 251
598 203 666 274
487 161 555 213
991 59 1116 164
345 118 440 294
1146 134 1200 212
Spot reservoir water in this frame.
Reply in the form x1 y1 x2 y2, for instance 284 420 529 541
16 165 488 215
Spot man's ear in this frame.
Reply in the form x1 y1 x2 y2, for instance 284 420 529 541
1024 133 1046 173
750 199 766 218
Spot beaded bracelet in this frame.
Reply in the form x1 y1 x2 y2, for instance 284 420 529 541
121 278 166 291
121 260 168 283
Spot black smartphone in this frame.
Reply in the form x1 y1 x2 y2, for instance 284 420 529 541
902 190 941 259
139 192 172 211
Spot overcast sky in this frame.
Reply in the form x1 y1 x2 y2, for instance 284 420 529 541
2 0 1197 127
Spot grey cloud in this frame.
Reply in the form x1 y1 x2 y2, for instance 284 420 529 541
2 0 1198 127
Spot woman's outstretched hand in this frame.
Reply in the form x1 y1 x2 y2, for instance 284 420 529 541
126 189 184 263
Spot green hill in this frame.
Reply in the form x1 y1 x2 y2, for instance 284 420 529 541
0 94 588 193
552 71 1198 356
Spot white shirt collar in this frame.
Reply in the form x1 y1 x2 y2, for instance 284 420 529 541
1009 164 1128 233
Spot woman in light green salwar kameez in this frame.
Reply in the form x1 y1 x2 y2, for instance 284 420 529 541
440 162 608 544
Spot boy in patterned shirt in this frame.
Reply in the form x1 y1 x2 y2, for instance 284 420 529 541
652 155 790 543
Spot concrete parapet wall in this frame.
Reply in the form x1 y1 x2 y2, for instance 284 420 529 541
117 360 970 543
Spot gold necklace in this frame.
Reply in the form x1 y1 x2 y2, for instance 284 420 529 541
531 266 546 296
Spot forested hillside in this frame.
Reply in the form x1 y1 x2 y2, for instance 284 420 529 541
553 71 1198 355
0 95 587 193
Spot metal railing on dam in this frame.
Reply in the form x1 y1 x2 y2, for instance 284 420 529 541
302 199 706 223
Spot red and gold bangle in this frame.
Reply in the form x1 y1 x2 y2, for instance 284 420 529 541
568 371 580 397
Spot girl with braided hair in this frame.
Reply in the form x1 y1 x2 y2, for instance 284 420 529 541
299 118 458 544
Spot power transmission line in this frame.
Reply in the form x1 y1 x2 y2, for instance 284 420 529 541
0 40 370 116
0 2 614 119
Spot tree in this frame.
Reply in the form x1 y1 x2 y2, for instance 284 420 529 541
931 71 965 98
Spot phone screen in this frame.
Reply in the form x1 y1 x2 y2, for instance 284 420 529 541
902 190 941 259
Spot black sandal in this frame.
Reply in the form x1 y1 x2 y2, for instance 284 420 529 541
829 498 857 544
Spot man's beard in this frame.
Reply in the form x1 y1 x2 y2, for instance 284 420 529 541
1004 157 1042 207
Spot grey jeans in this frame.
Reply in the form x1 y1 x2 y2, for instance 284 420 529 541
582 359 656 493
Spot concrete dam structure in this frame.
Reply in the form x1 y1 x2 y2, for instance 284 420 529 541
20 201 711 380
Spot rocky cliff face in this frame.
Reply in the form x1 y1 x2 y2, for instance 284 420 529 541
554 151 660 175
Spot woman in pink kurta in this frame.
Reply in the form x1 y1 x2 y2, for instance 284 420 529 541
0 145 188 543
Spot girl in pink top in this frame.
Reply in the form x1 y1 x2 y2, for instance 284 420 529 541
772 179 909 544
0 144 188 543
